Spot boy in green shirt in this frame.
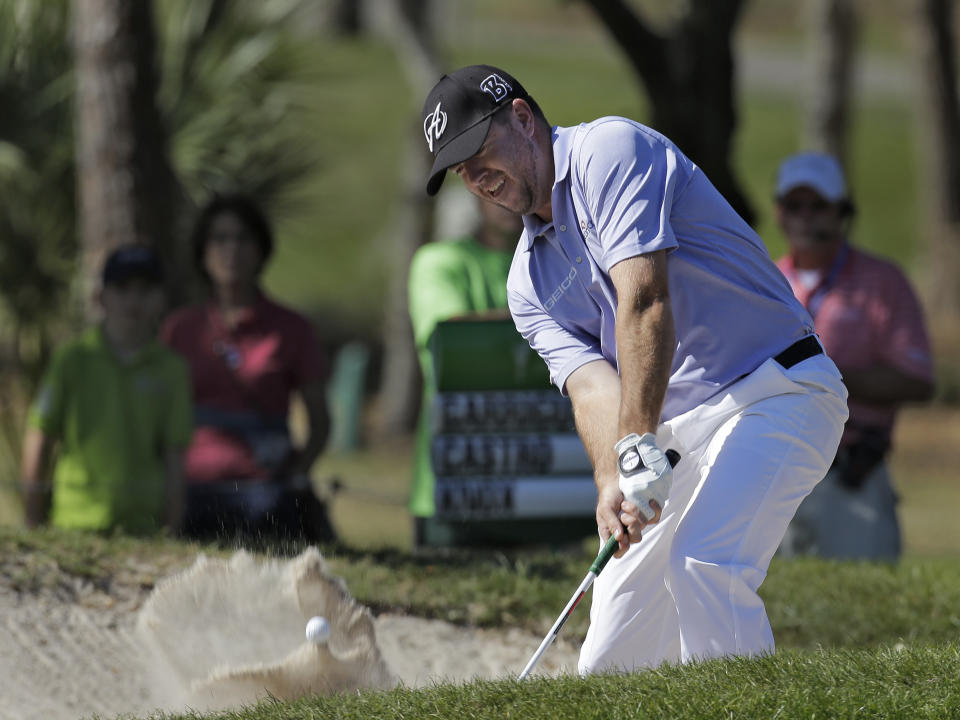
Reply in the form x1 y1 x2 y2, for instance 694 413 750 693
21 245 192 535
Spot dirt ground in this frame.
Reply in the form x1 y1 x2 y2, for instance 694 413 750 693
0 549 580 720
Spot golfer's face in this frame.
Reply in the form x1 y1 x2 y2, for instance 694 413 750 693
454 118 538 216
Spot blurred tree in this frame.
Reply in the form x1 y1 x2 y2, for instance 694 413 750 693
0 0 76 356
914 0 960 321
332 0 362 35
804 0 859 167
583 0 754 224
0 0 75 506
73 0 175 318
154 0 322 301
368 0 443 436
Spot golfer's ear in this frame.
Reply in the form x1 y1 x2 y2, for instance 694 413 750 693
513 98 535 136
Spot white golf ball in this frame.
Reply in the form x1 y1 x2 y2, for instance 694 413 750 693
305 615 331 644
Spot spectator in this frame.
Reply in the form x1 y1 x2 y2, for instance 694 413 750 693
407 194 521 547
21 245 192 535
774 152 935 561
162 194 334 544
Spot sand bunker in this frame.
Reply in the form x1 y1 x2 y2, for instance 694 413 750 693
0 547 579 720
137 548 395 709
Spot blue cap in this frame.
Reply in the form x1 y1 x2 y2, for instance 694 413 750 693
102 245 163 286
776 152 848 202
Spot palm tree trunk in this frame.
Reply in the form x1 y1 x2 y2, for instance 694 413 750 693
73 0 177 317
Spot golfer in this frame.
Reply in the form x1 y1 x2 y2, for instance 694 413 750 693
420 65 848 673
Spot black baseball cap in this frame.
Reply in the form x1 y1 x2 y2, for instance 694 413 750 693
422 65 529 196
102 245 163 286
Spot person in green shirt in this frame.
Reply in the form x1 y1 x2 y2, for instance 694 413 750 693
407 195 522 546
20 245 193 535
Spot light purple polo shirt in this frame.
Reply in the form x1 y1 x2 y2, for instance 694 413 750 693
506 118 814 421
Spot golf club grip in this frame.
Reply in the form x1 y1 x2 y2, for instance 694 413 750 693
591 448 681 575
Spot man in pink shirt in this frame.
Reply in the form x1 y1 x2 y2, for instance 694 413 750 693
774 152 935 560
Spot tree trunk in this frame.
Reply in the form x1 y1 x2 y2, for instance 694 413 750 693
913 0 960 321
805 0 859 166
72 0 178 317
584 0 753 225
370 0 442 437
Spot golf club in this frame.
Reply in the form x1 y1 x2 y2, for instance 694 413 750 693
517 448 680 680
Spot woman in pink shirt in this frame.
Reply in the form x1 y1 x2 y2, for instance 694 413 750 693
162 194 334 544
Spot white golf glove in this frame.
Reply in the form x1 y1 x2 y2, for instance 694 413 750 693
615 432 673 522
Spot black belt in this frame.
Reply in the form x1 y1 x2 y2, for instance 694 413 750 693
774 335 823 369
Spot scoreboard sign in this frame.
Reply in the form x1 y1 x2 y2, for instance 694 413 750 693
429 318 597 532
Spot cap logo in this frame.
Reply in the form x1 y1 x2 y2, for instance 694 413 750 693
423 101 447 153
480 74 512 102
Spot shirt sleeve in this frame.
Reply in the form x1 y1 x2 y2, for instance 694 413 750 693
27 345 69 437
408 244 476 351
877 268 934 382
508 288 606 396
574 120 682 273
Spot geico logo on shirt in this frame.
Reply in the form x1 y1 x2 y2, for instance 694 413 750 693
544 266 578 311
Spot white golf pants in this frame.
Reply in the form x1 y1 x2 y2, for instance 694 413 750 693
578 352 848 674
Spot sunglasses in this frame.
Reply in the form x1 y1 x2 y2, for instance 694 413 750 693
779 198 833 214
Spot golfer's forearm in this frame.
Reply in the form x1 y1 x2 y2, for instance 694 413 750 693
615 297 674 438
566 360 622 491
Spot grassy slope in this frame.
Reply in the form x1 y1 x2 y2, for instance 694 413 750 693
163 646 960 719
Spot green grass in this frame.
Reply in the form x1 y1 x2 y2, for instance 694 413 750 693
154 645 960 719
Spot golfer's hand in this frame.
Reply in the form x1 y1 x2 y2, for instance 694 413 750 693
616 432 672 524
596 482 632 558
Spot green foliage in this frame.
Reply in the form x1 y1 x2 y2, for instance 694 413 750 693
0 0 75 506
0 0 76 341
0 0 332 337
155 0 322 212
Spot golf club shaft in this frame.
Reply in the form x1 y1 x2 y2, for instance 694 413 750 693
517 535 618 680
517 449 680 680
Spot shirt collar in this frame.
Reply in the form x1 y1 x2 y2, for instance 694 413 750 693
520 125 576 252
